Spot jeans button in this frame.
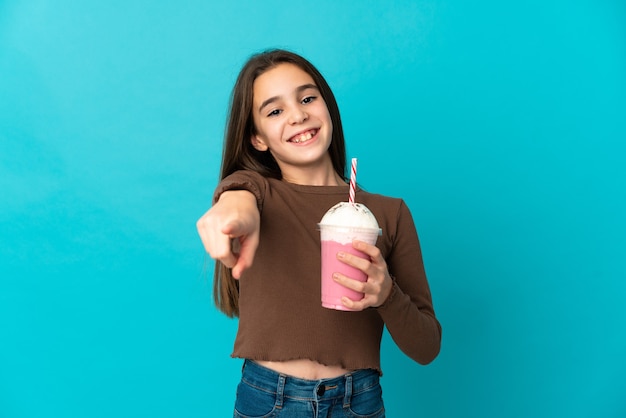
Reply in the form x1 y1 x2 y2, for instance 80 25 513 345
316 385 325 396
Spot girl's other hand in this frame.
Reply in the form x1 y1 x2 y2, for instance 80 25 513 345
196 190 260 279
333 240 393 310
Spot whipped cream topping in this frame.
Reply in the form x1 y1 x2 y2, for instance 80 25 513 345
319 202 379 229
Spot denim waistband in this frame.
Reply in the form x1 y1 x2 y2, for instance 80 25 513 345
241 360 380 405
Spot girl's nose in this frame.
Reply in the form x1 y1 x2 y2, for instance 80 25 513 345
289 108 308 124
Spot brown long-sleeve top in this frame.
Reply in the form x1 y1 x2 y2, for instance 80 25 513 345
213 170 441 373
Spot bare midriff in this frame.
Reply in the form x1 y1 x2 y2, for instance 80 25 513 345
256 359 350 380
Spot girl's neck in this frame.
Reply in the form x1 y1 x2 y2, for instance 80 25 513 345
280 165 346 186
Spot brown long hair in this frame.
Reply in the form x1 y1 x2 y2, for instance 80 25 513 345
214 49 347 317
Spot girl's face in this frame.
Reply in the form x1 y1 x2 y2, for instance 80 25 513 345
250 63 336 184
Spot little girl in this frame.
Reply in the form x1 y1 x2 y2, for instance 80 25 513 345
196 49 441 417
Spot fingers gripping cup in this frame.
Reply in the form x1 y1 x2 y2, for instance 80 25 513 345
318 202 381 311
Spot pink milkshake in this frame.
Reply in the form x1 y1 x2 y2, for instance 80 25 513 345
318 202 381 311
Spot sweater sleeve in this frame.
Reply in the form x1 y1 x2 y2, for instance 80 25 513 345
212 170 268 211
376 200 442 365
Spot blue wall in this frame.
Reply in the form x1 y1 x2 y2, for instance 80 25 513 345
1 1 625 416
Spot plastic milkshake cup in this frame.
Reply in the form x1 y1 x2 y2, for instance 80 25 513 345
318 202 382 311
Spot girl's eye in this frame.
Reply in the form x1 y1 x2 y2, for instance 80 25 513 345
302 96 316 104
267 109 282 117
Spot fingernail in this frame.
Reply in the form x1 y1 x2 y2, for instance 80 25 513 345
337 252 345 258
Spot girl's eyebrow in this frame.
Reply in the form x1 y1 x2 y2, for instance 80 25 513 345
258 83 319 113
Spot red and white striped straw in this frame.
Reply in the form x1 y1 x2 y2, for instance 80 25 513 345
349 158 357 204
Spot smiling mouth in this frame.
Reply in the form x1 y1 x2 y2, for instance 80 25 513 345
288 129 318 144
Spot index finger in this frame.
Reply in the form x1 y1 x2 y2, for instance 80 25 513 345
352 239 383 261
197 220 238 267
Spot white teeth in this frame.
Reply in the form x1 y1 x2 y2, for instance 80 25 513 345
292 131 313 143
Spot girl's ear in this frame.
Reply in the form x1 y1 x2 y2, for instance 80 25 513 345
251 135 269 151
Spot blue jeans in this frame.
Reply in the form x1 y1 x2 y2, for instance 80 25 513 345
233 360 385 418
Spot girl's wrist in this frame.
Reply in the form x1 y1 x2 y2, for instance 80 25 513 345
376 275 397 309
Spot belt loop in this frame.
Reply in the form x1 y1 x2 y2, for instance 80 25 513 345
343 374 353 408
276 374 286 409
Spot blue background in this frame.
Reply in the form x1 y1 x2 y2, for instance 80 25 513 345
1 1 625 416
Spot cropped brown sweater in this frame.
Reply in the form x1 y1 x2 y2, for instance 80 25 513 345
214 170 441 373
